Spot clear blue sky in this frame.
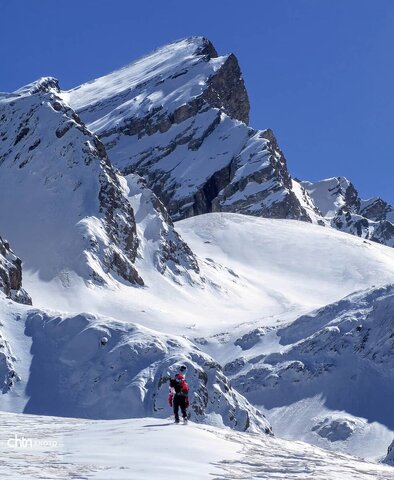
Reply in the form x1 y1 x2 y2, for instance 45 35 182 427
1 0 393 204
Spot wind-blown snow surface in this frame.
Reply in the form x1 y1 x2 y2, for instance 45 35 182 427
0 413 392 479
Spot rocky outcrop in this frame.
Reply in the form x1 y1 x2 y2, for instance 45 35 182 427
124 174 200 281
211 129 322 222
227 285 394 429
68 37 322 224
0 236 31 305
302 177 394 247
203 53 250 124
23 309 272 434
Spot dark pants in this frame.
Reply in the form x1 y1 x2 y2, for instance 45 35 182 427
173 394 187 422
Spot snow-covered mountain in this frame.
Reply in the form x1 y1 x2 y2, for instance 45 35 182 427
65 36 394 251
67 37 322 224
0 236 31 304
0 77 198 288
1 35 394 474
302 177 394 247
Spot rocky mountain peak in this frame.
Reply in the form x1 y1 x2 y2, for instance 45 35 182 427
302 177 394 247
0 75 201 287
15 76 61 95
192 36 219 59
68 38 321 224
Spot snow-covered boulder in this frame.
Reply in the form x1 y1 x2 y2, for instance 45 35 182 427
21 308 271 434
0 236 31 305
67 37 322 224
311 417 358 442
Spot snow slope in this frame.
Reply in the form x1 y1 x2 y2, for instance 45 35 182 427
22 213 394 339
17 213 394 459
0 413 392 479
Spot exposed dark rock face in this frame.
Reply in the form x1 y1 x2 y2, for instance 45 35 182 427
68 36 321 225
0 236 31 304
360 197 393 222
302 177 394 247
384 439 394 465
203 53 250 124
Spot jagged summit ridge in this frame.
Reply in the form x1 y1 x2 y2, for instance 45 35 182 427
67 36 249 127
68 37 320 224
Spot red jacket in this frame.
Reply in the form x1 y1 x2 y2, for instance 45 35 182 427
168 373 189 407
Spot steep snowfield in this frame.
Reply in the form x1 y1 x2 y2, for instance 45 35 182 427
0 413 392 479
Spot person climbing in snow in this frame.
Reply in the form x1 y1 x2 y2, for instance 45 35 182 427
168 365 190 424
